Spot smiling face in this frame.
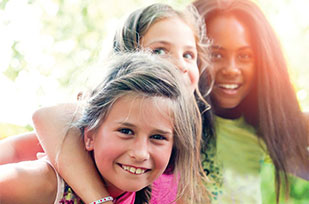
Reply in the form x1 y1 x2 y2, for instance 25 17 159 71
141 17 199 92
207 15 255 113
84 95 174 197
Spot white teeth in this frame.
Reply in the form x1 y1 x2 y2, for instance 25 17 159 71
136 168 145 174
129 167 136 173
121 165 146 175
218 84 239 89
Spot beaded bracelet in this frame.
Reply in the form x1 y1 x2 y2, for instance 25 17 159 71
89 196 113 204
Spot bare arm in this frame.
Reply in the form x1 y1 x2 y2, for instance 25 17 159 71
0 132 43 164
32 103 112 204
0 160 57 204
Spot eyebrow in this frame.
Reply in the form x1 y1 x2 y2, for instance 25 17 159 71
118 121 173 136
211 45 252 51
145 40 170 46
238 46 253 51
146 40 196 50
211 45 223 50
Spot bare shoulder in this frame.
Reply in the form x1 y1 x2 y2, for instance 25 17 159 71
0 159 57 204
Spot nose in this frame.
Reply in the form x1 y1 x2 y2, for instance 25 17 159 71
129 138 150 162
221 58 241 78
171 55 187 73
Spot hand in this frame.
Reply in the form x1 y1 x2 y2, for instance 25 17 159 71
36 152 47 159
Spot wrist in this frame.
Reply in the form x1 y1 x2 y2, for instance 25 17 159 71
89 196 113 204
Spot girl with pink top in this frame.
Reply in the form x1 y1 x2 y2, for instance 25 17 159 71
0 52 207 204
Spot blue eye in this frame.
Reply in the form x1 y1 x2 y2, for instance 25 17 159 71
150 134 166 140
183 52 194 60
152 48 167 55
118 128 134 135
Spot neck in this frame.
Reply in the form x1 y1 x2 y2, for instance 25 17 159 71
214 105 242 119
106 184 125 199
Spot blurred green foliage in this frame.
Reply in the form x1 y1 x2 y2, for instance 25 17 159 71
0 123 32 140
1 0 192 137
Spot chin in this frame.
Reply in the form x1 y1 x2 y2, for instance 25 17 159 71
211 95 239 108
213 101 244 118
119 182 150 192
217 101 241 110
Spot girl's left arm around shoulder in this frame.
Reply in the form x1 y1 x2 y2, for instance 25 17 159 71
0 132 44 164
0 159 57 204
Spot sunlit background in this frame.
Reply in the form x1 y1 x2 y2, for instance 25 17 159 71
0 0 309 137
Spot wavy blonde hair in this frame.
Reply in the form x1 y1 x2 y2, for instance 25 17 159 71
76 52 209 204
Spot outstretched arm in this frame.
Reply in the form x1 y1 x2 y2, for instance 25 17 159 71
32 103 112 204
0 132 43 164
0 160 57 204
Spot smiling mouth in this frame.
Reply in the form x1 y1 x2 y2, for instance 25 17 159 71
119 164 150 175
218 84 240 90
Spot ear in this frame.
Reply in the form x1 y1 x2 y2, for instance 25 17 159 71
84 127 95 151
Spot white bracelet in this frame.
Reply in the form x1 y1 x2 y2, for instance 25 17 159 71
89 196 113 204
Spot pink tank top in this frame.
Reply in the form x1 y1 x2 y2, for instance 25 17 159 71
114 192 135 204
150 173 178 204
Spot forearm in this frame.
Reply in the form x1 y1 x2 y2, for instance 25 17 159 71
0 132 43 164
32 103 112 203
59 128 112 203
32 104 79 163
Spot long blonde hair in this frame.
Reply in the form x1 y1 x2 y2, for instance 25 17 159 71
76 52 208 204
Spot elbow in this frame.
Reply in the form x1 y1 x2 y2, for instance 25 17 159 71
32 107 46 128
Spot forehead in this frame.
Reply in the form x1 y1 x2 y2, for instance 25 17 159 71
106 94 174 127
141 17 196 47
207 14 252 49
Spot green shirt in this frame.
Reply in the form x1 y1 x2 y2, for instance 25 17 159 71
202 116 266 203
202 116 309 204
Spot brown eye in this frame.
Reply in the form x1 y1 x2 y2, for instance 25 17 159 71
211 52 223 61
238 52 253 62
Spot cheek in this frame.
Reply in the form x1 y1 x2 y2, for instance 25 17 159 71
152 145 173 173
93 141 123 168
244 65 256 88
213 65 221 80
